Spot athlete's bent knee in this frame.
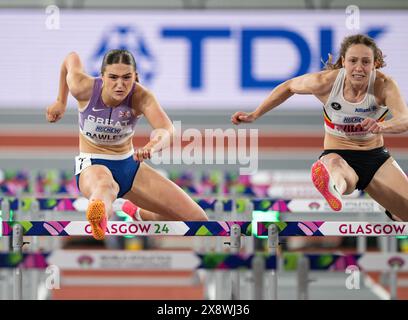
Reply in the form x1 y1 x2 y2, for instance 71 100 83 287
95 179 119 195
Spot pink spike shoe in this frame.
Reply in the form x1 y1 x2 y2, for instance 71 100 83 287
113 198 142 221
311 160 342 211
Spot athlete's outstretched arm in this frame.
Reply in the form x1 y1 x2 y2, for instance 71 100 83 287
362 77 408 134
231 72 327 125
46 52 93 123
134 85 174 162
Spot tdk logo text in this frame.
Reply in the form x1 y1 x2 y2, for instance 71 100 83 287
161 27 385 90
91 26 385 90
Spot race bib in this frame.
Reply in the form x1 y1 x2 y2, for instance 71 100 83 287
75 155 92 175
82 119 133 145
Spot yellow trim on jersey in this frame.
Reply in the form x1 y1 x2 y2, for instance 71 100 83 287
377 109 389 122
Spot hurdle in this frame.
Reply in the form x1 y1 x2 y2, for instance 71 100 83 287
0 196 385 214
1 248 407 300
0 196 392 239
0 196 402 299
2 195 389 256
0 196 400 299
259 221 408 300
0 249 278 300
0 196 391 253
1 220 408 300
1 220 255 300
0 250 277 300
3 220 406 238
1 196 392 252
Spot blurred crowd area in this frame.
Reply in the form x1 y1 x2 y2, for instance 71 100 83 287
1 168 366 199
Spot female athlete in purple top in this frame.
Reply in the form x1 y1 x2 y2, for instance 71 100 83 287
46 50 208 240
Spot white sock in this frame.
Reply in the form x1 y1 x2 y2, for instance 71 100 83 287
112 198 127 212
133 208 142 221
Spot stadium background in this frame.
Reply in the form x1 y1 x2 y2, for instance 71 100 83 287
0 0 408 300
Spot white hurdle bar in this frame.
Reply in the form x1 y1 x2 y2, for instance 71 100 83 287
1 220 408 300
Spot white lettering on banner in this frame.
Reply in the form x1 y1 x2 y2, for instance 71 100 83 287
47 250 201 270
358 254 408 272
98 252 199 270
98 254 173 269
1 10 405 109
287 199 381 213
340 201 378 212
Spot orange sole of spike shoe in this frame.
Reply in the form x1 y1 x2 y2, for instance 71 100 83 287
86 200 107 240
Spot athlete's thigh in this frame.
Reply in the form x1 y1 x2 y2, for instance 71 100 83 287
320 152 359 192
320 153 356 174
124 162 206 220
365 157 408 221
78 165 118 198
